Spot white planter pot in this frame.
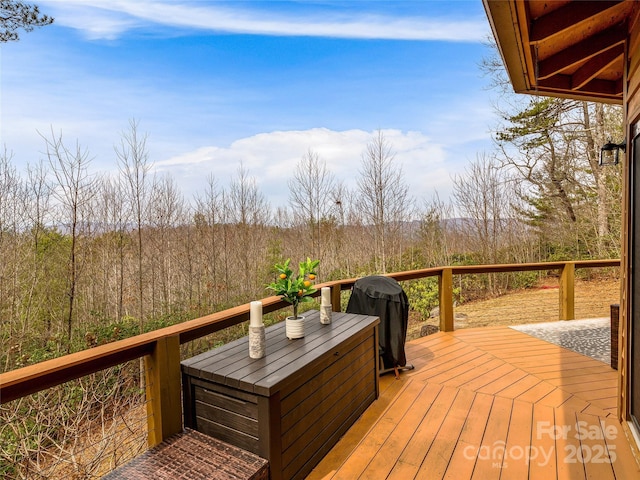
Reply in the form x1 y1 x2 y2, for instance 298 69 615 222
285 316 305 339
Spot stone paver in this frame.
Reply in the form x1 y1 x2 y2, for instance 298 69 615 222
510 318 610 365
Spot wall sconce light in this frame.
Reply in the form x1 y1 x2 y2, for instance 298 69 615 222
599 139 626 166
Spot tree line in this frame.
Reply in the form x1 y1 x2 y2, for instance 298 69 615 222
0 97 623 371
0 7 624 370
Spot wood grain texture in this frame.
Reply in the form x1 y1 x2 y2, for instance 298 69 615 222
309 326 640 480
181 310 379 480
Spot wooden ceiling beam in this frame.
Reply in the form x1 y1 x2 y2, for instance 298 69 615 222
538 75 619 97
529 1 622 43
615 78 624 96
579 78 620 97
537 26 626 80
571 44 624 90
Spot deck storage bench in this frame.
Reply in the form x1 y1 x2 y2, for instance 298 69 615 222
181 310 380 480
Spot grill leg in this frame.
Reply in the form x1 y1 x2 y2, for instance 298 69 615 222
380 363 415 378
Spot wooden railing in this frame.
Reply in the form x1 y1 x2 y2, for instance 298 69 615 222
0 259 620 448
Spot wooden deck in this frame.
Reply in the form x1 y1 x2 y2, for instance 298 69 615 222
308 326 640 480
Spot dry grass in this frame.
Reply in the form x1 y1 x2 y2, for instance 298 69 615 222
407 278 619 341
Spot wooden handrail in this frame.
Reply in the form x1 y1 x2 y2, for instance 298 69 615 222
0 259 620 408
448 259 621 275
379 260 620 279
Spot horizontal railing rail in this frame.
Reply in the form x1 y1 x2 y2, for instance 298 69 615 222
0 259 620 447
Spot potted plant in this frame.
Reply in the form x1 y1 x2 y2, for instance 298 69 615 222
267 257 319 339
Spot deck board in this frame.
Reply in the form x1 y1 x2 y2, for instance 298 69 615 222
470 395 512 480
415 388 476 479
442 392 494 480
385 385 459 480
308 326 640 480
500 399 533 479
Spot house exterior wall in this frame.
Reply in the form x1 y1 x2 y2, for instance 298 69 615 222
621 5 640 451
628 8 640 123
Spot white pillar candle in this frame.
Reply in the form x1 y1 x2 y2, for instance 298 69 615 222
250 301 263 327
321 287 331 306
249 325 266 359
320 287 332 325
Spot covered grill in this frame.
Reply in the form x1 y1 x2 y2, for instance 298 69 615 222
346 275 413 376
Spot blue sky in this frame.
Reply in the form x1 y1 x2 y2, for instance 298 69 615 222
1 0 498 208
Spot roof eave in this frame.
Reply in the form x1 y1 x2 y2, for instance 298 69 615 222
482 0 531 95
482 0 624 105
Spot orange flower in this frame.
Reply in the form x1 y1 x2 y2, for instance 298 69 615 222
303 280 311 287
279 273 287 279
308 274 316 280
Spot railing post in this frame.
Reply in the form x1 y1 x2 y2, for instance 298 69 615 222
145 334 182 447
331 285 342 312
439 268 454 332
559 262 575 320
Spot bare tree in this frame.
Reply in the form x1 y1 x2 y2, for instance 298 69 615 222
228 163 270 226
24 160 51 252
227 163 270 296
0 149 25 360
148 174 186 313
330 181 357 276
452 153 512 265
22 160 53 341
95 176 130 321
288 149 338 262
356 130 413 273
579 102 623 256
115 119 151 330
452 153 533 295
43 129 96 352
194 174 224 307
419 193 455 267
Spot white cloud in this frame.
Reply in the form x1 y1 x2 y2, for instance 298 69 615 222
154 128 450 209
40 0 488 41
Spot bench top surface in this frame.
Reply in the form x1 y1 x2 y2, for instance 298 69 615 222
181 310 379 396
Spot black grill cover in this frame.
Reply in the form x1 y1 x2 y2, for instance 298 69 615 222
346 276 409 369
